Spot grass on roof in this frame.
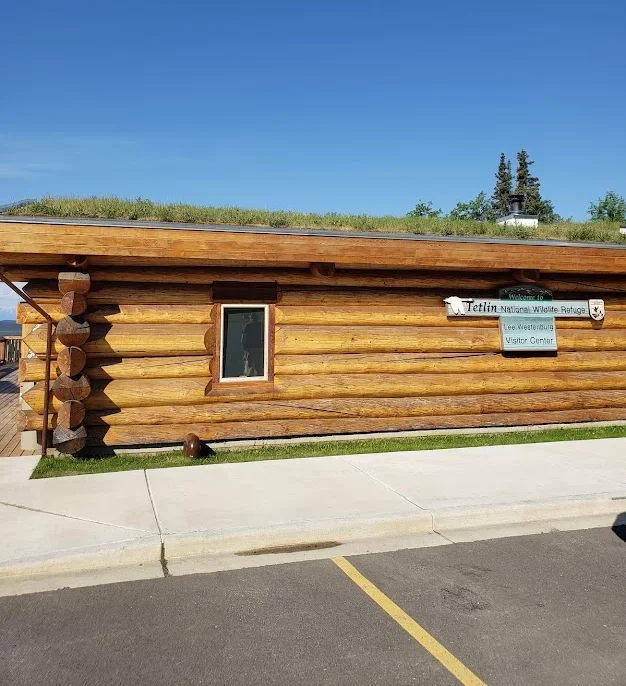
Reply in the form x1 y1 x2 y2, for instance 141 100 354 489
5 195 625 244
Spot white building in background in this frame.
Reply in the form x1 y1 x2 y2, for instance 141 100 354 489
496 193 539 229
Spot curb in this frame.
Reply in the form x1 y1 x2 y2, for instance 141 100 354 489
164 494 626 563
163 512 434 560
433 494 626 533
1 496 625 583
0 536 161 580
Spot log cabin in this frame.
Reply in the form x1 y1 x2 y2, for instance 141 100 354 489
2 211 626 455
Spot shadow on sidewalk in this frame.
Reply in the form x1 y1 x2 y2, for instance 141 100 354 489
612 512 626 543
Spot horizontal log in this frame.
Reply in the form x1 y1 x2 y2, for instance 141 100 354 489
24 281 215 304
11 265 626 291
22 370 626 413
275 326 500 354
279 289 487 306
219 370 626 402
18 287 490 313
275 326 626 355
75 388 626 423
8 219 626 274
16 412 34 431
85 407 626 446
20 388 626 430
18 302 213 325
22 349 626 385
279 289 626 308
20 355 213 382
276 305 498 327
24 378 211 413
275 350 626 375
18 269 514 290
23 323 212 358
275 306 626 329
22 282 626 314
19 299 626 329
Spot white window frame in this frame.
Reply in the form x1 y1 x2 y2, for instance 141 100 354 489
219 304 270 383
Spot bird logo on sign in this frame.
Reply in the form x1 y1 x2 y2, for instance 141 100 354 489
589 299 605 321
444 296 473 315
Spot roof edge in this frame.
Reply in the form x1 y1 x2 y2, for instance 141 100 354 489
1 214 626 251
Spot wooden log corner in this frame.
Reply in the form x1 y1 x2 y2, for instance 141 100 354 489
57 400 86 429
58 271 91 295
310 262 336 278
56 346 87 376
53 424 88 455
512 269 541 284
66 255 89 269
60 291 88 316
52 373 91 402
55 316 91 347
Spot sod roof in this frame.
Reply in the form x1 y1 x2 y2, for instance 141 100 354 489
2 196 625 246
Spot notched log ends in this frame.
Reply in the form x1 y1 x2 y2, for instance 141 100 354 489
60 291 88 316
310 262 336 278
66 255 89 269
53 424 87 455
56 346 87 376
52 373 91 402
55 316 91 347
58 271 91 295
57 400 86 429
48 269 92 454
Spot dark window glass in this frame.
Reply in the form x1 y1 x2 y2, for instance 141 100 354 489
221 307 266 379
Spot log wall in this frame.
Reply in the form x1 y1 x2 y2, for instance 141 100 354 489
16 270 626 451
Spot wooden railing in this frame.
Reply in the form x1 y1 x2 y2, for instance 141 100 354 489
0 336 20 365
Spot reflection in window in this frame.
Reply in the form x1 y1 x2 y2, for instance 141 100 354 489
221 306 267 380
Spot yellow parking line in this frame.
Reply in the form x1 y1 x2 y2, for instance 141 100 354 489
332 556 487 686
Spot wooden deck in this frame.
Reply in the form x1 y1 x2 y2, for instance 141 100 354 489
0 366 39 457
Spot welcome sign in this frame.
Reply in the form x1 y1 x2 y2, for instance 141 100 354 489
444 286 604 352
445 298 598 318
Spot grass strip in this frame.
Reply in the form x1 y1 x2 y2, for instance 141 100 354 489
6 196 625 244
31 424 626 479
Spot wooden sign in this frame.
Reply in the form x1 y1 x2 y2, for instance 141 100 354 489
444 291 605 353
500 317 557 352
444 297 604 320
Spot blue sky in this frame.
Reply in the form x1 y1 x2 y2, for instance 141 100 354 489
1 0 625 312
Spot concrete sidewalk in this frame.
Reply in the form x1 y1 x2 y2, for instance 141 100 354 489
1 438 625 595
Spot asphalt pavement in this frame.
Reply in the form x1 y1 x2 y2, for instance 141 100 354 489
1 526 625 686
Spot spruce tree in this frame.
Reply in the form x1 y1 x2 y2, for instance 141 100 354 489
515 149 540 206
491 152 512 216
515 149 560 222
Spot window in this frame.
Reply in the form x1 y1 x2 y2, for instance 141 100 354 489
220 305 269 382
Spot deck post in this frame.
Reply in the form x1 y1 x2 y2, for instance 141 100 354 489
0 269 55 457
